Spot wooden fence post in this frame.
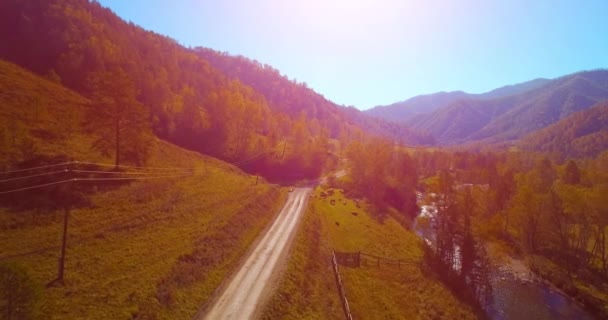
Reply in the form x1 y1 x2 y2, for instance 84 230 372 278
332 250 354 320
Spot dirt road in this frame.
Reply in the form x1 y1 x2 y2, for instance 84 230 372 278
198 188 311 320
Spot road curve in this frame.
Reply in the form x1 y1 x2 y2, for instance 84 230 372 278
198 187 311 320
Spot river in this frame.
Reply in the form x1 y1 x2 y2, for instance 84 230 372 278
415 193 596 320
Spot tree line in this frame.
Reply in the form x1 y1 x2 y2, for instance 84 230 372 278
343 141 608 316
0 0 368 180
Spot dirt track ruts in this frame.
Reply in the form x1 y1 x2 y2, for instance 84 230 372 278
197 187 311 320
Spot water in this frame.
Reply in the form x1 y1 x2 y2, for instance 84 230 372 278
414 192 597 320
487 260 595 320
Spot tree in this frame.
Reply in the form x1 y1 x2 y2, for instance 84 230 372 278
563 160 581 185
85 66 151 168
587 183 608 276
459 189 476 279
0 263 40 320
511 178 544 253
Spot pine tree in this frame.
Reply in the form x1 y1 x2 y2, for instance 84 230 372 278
85 66 151 168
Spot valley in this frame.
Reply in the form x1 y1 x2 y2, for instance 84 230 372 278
1 1 607 319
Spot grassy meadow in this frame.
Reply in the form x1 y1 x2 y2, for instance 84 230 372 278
264 187 477 319
0 59 288 319
0 141 286 319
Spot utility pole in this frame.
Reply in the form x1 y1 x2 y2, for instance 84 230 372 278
57 203 70 283
281 141 287 159
55 163 73 285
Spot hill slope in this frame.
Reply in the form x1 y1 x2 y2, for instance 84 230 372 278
0 58 286 319
0 59 91 168
406 70 608 145
0 0 431 180
519 100 608 159
194 48 434 145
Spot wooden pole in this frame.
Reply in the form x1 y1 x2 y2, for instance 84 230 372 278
57 164 72 284
114 117 120 170
281 141 287 159
58 205 70 283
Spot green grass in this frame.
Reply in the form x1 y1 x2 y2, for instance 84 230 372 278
0 59 288 319
0 59 97 167
264 187 477 319
0 146 286 319
262 197 343 319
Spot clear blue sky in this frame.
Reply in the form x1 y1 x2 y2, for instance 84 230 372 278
97 0 608 110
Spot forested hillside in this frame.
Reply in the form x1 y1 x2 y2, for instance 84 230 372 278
466 71 608 143
403 70 608 146
0 54 291 319
0 0 432 182
195 48 434 145
520 101 608 159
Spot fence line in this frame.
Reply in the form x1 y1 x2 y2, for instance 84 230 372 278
332 250 354 320
334 250 419 269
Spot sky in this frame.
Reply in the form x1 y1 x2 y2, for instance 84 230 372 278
97 0 608 110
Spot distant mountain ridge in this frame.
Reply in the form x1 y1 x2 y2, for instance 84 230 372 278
366 70 608 150
462 71 608 144
365 78 551 123
476 78 551 100
519 100 608 159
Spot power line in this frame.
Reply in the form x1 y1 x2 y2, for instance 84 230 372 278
0 161 193 175
74 161 191 171
233 151 269 167
0 169 68 183
0 179 73 194
0 162 73 175
74 174 192 182
0 173 193 195
232 139 286 167
71 169 193 176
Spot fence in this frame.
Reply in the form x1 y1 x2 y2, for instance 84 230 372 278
334 251 419 269
331 250 419 319
332 250 354 320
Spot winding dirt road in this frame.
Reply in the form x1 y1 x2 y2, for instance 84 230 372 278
198 187 311 320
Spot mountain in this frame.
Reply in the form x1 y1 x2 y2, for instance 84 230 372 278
194 48 434 145
365 91 469 123
475 78 551 100
365 78 550 123
405 70 608 145
465 70 608 144
519 100 608 159
0 0 430 183
0 58 289 319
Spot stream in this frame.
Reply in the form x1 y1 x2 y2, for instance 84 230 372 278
415 193 596 320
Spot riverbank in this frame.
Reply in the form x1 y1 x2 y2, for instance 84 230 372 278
487 242 598 320
527 255 608 319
